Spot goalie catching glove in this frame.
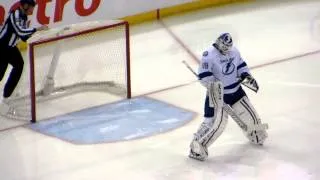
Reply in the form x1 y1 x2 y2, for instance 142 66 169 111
240 72 259 93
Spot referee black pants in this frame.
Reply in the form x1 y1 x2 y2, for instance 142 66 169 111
0 45 24 98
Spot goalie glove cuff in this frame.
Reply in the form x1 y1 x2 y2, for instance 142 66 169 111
240 72 251 82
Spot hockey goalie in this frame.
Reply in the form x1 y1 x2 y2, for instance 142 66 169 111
189 33 269 161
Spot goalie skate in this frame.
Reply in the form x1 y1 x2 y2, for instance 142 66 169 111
189 139 208 161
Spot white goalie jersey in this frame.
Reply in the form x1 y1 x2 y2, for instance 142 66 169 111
198 46 250 94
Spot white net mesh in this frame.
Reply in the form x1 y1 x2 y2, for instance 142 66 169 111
2 20 130 122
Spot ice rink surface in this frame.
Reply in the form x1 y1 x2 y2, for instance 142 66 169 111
1 0 320 179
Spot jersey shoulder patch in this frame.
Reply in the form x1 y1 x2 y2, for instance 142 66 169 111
202 51 209 57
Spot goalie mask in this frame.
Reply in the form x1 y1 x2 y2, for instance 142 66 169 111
215 33 233 54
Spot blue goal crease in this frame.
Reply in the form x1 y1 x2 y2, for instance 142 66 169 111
28 96 195 144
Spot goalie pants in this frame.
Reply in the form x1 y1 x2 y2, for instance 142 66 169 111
204 87 246 118
0 43 24 98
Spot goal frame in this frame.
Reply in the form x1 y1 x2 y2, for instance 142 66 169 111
28 21 131 123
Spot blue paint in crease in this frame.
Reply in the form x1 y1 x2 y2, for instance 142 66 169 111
29 97 195 144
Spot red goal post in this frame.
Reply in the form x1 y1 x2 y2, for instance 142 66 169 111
7 20 131 123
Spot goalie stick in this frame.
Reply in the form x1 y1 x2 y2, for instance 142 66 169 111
182 60 268 132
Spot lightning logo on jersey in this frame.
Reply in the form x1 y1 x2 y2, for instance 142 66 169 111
222 60 235 75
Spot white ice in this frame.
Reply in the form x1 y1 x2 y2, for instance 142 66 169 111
0 0 320 179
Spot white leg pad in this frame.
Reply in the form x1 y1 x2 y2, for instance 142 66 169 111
202 80 227 147
202 111 228 147
231 96 268 145
189 81 228 160
189 110 228 160
208 81 223 108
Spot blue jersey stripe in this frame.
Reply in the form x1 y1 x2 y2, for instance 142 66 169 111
237 62 247 70
198 72 213 80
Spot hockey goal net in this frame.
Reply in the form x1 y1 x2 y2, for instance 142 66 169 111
3 20 131 123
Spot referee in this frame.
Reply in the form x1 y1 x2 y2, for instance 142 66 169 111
0 0 47 114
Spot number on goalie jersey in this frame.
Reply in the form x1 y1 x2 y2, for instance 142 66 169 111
189 33 268 161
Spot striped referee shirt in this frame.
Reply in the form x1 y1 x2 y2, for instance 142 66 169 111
0 8 36 47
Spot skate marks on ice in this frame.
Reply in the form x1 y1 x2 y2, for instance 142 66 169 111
145 141 312 180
